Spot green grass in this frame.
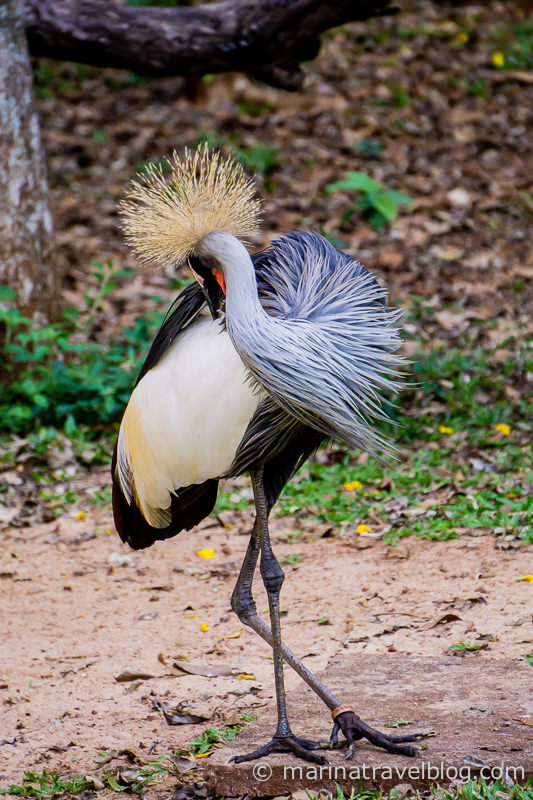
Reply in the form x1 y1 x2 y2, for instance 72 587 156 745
102 754 172 794
262 446 531 544
383 718 413 728
217 339 532 544
432 779 533 800
280 552 304 566
1 271 531 544
307 779 533 800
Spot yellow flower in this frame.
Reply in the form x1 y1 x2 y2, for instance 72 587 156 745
516 575 533 584
195 752 211 758
456 31 469 45
494 423 511 436
236 673 255 680
356 524 371 534
75 510 86 520
196 548 216 559
200 622 210 632
439 425 454 435
344 480 363 491
492 52 505 68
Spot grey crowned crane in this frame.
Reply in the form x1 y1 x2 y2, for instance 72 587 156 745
112 146 423 764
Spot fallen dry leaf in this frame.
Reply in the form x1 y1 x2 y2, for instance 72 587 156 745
420 613 462 630
152 699 212 726
172 660 237 677
114 670 155 683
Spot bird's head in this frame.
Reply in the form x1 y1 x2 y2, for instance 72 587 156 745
119 146 262 310
189 230 255 319
188 247 226 320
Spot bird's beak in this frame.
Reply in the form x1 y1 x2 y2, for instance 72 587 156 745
202 272 224 321
188 256 225 320
189 266 204 287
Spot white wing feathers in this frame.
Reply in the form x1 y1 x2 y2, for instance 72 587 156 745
117 317 261 527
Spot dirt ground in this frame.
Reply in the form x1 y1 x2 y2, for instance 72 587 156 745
1 492 531 789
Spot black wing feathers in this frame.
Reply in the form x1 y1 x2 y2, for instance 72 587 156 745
135 281 205 386
112 443 219 550
113 281 216 550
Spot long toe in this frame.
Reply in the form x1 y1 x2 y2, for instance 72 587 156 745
230 739 277 764
284 736 328 764
386 733 426 743
362 728 425 756
230 734 328 765
331 711 429 759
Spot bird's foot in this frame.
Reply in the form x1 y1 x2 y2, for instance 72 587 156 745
329 711 426 759
230 732 327 765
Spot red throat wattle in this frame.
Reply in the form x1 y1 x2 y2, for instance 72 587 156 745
213 268 226 294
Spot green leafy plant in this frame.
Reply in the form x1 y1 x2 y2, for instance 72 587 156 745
0 269 163 435
355 138 383 157
385 80 411 107
280 552 303 565
8 770 90 797
490 20 533 71
432 777 533 800
448 641 484 653
187 715 256 756
103 755 172 794
326 172 411 230
196 133 280 175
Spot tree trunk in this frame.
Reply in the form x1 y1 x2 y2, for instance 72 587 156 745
0 0 56 317
24 0 395 91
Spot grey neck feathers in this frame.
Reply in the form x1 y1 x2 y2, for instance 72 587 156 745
199 232 268 334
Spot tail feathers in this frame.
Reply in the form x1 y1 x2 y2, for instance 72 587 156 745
111 445 218 550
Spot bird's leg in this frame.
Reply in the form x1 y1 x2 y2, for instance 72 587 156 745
231 467 326 765
230 483 341 713
229 470 425 761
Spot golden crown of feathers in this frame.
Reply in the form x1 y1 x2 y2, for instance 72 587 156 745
120 144 263 269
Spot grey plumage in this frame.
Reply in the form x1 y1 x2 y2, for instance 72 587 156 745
200 230 406 467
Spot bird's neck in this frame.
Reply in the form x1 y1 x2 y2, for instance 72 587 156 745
205 232 267 331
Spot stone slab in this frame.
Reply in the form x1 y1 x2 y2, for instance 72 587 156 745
204 654 533 797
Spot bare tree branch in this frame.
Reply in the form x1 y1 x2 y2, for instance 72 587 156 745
24 0 396 91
